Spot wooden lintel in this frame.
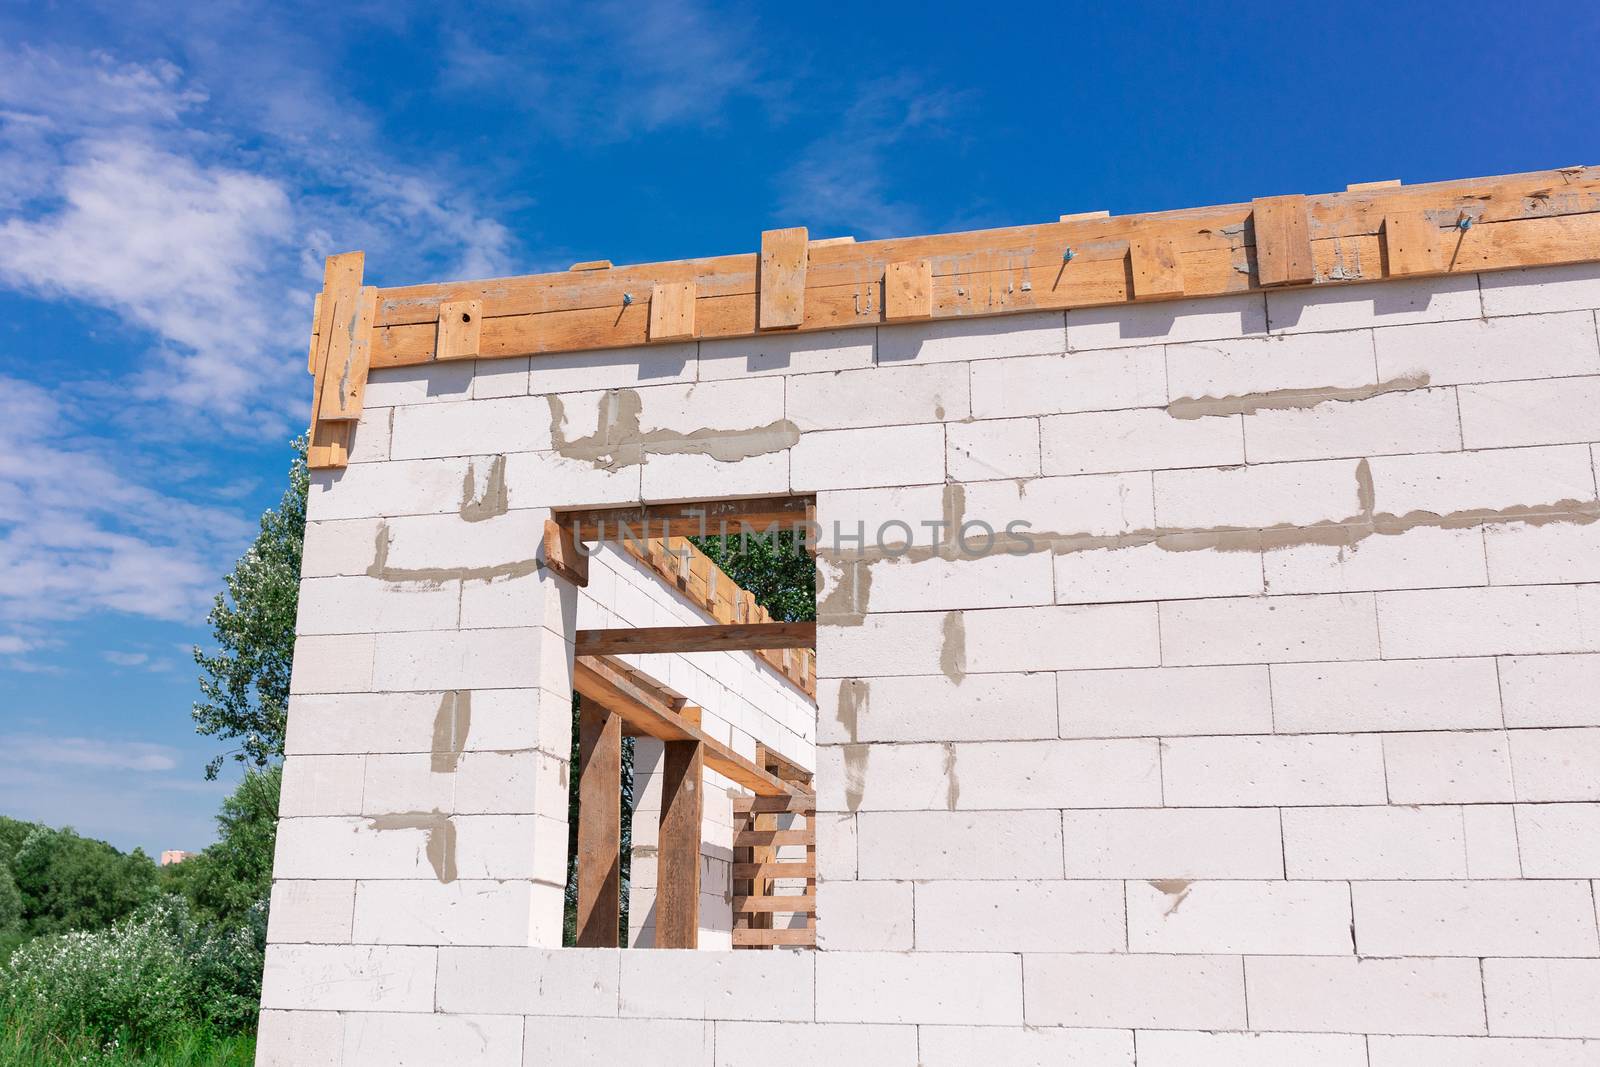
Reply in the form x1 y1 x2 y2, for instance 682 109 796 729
1252 194 1315 287
575 622 815 657
758 226 808 329
541 519 589 587
575 695 621 947
557 495 814 542
656 739 703 949
571 657 799 797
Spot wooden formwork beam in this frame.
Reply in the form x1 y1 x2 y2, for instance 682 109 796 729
348 167 1600 376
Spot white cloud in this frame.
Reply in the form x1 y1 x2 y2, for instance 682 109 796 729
103 650 150 666
436 0 768 142
0 138 298 423
0 375 252 624
0 734 181 772
778 77 968 239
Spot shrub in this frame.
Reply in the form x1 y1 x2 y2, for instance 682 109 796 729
0 894 266 1051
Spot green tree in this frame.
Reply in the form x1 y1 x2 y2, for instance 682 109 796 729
9 826 159 938
192 438 307 779
160 766 281 928
691 531 815 622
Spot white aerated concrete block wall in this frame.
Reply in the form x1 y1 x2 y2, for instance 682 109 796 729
263 262 1600 1065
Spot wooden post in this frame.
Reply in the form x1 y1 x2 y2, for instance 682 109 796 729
656 740 704 948
576 695 621 947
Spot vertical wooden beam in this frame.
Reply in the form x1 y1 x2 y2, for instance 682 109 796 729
758 227 808 330
576 695 622 947
1252 194 1314 287
648 281 697 340
656 739 704 949
307 252 367 469
434 299 483 360
1128 234 1185 299
884 259 932 321
1383 213 1443 276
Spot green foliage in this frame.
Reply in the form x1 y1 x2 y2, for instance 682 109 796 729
0 1016 254 1067
0 896 264 1055
691 530 815 622
191 438 307 779
160 768 280 928
8 827 158 939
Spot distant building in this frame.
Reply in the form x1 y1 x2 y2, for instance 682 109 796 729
159 850 191 866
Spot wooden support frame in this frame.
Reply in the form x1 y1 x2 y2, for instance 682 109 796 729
575 695 622 947
572 656 801 797
575 622 815 657
655 740 704 949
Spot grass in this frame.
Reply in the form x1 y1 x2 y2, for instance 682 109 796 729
0 1014 254 1066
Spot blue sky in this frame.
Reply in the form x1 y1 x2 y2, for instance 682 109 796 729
1 1 1596 856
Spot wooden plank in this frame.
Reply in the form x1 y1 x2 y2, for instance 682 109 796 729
656 740 704 949
366 168 1600 328
1252 194 1314 287
571 657 799 797
649 281 697 341
575 622 815 657
883 259 932 321
732 860 815 880
733 795 817 815
434 299 483 360
558 496 814 542
333 167 1600 379
756 743 813 787
1128 234 1185 298
306 292 325 373
1059 210 1110 222
575 696 621 947
758 226 808 329
570 259 613 270
732 828 814 848
733 894 816 913
1383 212 1443 276
316 285 377 422
732 928 814 947
307 253 366 469
541 519 589 587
